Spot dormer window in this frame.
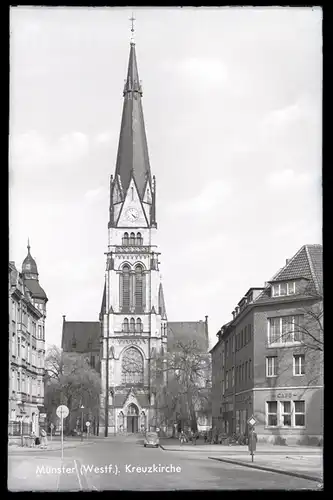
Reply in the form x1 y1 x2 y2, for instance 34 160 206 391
272 281 295 297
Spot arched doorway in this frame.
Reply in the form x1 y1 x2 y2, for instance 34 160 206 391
126 404 139 433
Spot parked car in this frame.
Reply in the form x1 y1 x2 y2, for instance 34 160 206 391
144 432 159 448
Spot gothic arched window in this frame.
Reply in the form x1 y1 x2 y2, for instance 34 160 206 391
121 265 130 312
136 318 143 333
121 347 144 384
136 232 143 246
135 264 144 312
122 318 129 332
130 317 135 333
123 232 129 245
130 232 135 245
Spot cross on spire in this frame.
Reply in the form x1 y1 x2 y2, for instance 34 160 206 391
130 13 135 43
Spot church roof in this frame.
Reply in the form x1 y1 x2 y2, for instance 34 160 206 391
114 41 152 200
167 320 209 352
62 320 100 353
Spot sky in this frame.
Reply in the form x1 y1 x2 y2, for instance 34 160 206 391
9 6 322 351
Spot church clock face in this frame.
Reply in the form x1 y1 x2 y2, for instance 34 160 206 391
126 207 139 221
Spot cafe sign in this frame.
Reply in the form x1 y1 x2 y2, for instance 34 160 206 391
275 392 299 399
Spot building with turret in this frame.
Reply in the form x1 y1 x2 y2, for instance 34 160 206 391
9 242 47 440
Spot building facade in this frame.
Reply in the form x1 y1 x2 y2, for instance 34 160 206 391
61 34 212 437
9 244 47 440
98 37 168 436
211 244 323 445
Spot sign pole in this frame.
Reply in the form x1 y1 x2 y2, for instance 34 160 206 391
251 428 254 462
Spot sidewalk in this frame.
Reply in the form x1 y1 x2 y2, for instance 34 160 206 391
8 438 92 454
159 439 322 483
159 439 322 454
209 453 323 483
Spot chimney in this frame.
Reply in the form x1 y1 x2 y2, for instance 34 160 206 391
62 315 66 323
205 315 209 341
235 306 239 315
232 310 236 319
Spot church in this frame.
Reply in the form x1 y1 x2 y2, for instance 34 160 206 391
62 28 210 436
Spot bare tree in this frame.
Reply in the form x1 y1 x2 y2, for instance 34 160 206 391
152 340 211 432
44 346 101 434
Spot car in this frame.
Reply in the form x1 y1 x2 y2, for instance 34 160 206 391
144 432 159 448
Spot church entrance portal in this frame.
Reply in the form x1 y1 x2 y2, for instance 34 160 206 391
126 404 139 433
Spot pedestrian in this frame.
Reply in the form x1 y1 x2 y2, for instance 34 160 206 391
204 432 207 443
194 430 198 445
179 431 185 445
40 428 48 449
30 431 36 448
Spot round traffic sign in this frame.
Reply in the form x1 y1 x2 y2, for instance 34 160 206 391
56 405 69 419
86 422 91 427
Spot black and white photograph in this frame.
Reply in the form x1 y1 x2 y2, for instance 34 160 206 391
8 6 323 491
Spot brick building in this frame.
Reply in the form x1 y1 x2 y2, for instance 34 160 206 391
211 244 323 445
8 243 47 441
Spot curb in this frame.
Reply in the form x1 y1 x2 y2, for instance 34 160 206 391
8 442 92 454
159 445 321 455
208 456 322 483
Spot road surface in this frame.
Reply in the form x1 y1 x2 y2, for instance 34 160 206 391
8 435 321 491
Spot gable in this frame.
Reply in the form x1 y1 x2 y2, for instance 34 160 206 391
116 177 148 228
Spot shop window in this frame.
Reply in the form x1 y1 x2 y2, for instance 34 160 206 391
266 401 277 426
281 401 292 427
294 400 305 427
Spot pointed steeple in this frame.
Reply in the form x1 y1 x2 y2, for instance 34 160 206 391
113 36 152 202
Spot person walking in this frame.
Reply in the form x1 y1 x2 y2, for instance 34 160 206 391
30 431 36 448
179 431 186 445
40 428 48 449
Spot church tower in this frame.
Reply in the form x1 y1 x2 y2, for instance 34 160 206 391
99 26 168 436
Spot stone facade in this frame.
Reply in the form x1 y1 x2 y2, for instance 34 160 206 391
8 247 47 442
98 39 167 436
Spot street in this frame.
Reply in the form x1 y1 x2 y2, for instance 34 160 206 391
8 435 321 491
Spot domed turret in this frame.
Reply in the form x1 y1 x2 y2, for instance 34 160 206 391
22 239 38 279
21 239 48 301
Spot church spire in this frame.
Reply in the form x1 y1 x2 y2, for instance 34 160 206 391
113 21 152 204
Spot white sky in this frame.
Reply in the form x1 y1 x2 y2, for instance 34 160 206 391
9 6 322 350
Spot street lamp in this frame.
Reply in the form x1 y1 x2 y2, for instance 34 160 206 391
80 405 85 441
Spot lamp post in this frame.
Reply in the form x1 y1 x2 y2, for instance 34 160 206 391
80 405 84 441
